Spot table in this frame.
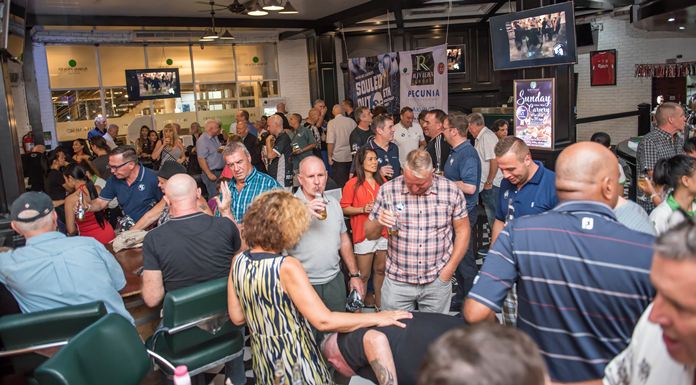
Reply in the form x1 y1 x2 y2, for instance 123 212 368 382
105 244 144 298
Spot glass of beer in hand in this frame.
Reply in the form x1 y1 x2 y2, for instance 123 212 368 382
316 193 327 220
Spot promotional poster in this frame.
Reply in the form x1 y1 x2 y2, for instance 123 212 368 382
348 52 400 115
399 44 449 115
514 78 555 150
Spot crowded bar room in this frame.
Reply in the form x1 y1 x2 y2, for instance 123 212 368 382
0 0 694 384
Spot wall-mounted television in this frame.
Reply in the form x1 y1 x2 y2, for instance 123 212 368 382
447 46 466 74
489 2 577 71
125 68 181 101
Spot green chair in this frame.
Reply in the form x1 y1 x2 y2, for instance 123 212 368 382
0 301 107 375
147 277 244 377
34 313 174 385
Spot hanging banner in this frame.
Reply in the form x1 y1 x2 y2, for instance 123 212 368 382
348 53 400 115
399 44 449 115
514 78 555 150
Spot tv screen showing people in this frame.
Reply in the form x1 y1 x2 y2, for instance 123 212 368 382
125 69 181 101
489 2 577 71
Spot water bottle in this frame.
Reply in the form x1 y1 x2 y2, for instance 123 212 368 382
173 365 191 385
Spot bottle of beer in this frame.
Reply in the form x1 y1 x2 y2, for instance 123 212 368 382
76 190 86 221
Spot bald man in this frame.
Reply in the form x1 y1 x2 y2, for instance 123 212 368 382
326 103 357 187
464 142 655 385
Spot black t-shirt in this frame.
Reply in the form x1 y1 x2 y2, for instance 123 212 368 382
45 169 66 200
337 312 466 385
268 131 293 187
142 212 241 292
349 127 373 154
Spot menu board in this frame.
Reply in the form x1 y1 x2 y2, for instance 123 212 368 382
513 78 555 150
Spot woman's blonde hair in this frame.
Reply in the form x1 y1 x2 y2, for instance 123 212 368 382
162 123 179 145
242 190 310 251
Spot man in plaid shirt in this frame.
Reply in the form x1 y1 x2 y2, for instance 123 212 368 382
636 102 686 212
365 149 470 313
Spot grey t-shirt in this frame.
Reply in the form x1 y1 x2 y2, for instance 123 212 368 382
327 115 357 162
288 189 347 285
614 199 656 236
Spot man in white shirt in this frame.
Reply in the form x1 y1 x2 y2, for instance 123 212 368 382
326 104 357 187
604 221 695 385
393 106 426 167
468 113 503 230
103 124 119 150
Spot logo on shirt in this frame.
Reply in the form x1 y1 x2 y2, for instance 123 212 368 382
450 158 454 165
581 217 594 230
138 184 146 192
503 190 509 199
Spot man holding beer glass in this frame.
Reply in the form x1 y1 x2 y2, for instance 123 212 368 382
365 149 470 313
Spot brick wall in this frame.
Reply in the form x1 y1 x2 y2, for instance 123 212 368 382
277 38 312 115
575 15 696 144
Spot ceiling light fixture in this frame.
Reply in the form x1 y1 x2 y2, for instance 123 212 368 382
278 1 298 14
202 1 219 39
679 26 686 30
220 30 235 40
262 0 285 11
667 17 676 22
248 1 269 16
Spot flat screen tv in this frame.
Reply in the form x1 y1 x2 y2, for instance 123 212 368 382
125 68 181 101
489 2 577 71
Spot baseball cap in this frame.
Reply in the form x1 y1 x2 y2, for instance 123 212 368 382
10 192 54 223
157 161 187 180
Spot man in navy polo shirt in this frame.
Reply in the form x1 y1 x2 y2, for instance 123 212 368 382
464 142 655 384
365 114 401 180
490 136 557 325
442 111 481 306
88 146 161 225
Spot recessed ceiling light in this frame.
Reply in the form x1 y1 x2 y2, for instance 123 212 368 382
679 26 686 30
366 29 373 32
667 17 675 22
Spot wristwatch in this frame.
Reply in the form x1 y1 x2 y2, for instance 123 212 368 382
348 272 361 278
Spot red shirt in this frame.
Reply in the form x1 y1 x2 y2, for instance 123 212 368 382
591 51 615 85
340 177 386 244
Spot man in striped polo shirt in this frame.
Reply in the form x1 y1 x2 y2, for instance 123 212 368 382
464 142 655 383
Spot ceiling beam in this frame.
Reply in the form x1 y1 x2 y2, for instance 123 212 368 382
26 14 314 29
480 0 507 23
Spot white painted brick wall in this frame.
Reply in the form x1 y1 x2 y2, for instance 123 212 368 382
32 43 58 148
576 15 696 144
277 39 312 115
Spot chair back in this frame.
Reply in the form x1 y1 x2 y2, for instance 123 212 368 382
34 313 150 385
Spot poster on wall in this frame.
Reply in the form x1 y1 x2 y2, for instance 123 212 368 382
590 49 617 86
348 52 400 115
514 78 555 150
399 44 448 115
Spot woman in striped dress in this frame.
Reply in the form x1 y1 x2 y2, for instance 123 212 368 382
227 190 411 384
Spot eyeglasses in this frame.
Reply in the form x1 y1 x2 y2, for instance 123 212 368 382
108 160 133 171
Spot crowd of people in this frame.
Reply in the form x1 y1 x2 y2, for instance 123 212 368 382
2 100 696 385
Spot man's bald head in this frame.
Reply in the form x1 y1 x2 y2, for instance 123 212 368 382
164 174 199 207
332 104 343 117
555 142 620 207
298 156 328 196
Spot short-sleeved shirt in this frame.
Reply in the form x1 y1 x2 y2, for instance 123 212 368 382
143 213 241 292
444 141 481 213
369 175 467 285
614 199 656 235
648 195 695 235
0 231 133 323
349 127 373 154
393 122 425 166
46 169 67 200
196 132 224 171
474 127 503 188
340 177 386 244
469 201 655 382
290 125 316 170
365 137 401 179
99 164 161 222
224 168 281 223
636 128 684 211
425 133 451 172
288 189 347 285
495 161 558 222
337 312 466 385
327 115 357 162
87 127 105 140
268 131 294 187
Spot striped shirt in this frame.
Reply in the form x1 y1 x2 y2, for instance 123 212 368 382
225 168 281 223
368 175 467 285
469 201 655 382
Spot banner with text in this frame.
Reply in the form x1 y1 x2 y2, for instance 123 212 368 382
513 78 555 150
348 53 400 115
399 44 448 115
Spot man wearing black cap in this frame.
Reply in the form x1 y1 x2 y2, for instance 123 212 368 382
0 192 133 322
131 161 212 230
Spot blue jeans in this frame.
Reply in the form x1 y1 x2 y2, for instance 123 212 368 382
201 169 222 200
452 206 478 309
480 186 499 231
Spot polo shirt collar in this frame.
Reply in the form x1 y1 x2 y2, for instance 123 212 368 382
527 161 546 185
451 140 470 152
134 164 145 183
294 187 314 202
25 231 65 246
553 200 617 220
